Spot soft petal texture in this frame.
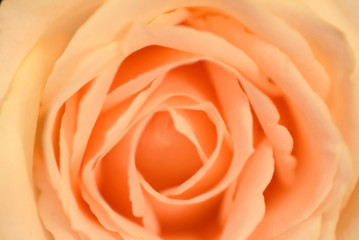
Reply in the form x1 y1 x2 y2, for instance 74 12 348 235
0 32 68 240
0 0 104 238
0 0 103 102
220 140 274 240
335 0 359 29
294 0 359 238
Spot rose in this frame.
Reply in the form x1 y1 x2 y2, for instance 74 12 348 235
0 0 358 239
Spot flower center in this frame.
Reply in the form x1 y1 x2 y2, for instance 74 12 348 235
135 111 204 192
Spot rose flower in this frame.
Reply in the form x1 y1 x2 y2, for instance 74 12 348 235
0 0 358 239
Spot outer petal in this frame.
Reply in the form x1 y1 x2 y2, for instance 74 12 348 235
0 0 103 239
297 0 359 238
0 33 66 240
0 0 103 103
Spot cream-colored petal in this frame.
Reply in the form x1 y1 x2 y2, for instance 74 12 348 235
0 0 103 103
269 0 359 174
318 145 354 239
333 0 359 29
267 0 359 238
0 33 67 240
35 152 81 240
337 183 359 239
274 216 322 240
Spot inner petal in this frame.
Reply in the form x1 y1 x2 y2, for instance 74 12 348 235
135 111 203 191
169 108 217 160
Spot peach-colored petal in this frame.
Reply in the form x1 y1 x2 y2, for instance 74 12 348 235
224 0 331 100
35 152 81 240
295 8 359 238
39 60 126 240
85 60 218 177
132 63 233 199
128 116 162 233
168 108 216 162
149 8 189 28
240 78 296 186
120 24 262 83
81 73 165 174
269 0 359 169
132 61 253 238
40 41 123 194
81 64 222 238
162 103 230 198
183 13 279 97
242 34 342 240
83 113 161 236
297 1 359 237
41 42 121 117
79 60 216 239
78 57 251 238
220 140 274 240
140 60 254 201
80 119 161 239
102 48 199 112
69 62 119 179
203 61 254 200
212 3 358 238
39 0 209 104
300 0 359 79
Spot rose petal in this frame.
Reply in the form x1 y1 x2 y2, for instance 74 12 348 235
333 0 359 28
223 0 331 100
0 0 102 102
220 140 274 240
168 107 217 162
81 119 161 239
240 78 296 186
183 13 280 97
274 216 322 240
103 46 198 112
162 103 230 198
337 183 359 239
269 1 359 167
0 30 71 240
121 23 262 84
68 61 119 179
41 64 127 240
35 153 83 240
238 29 342 240
149 8 189 27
